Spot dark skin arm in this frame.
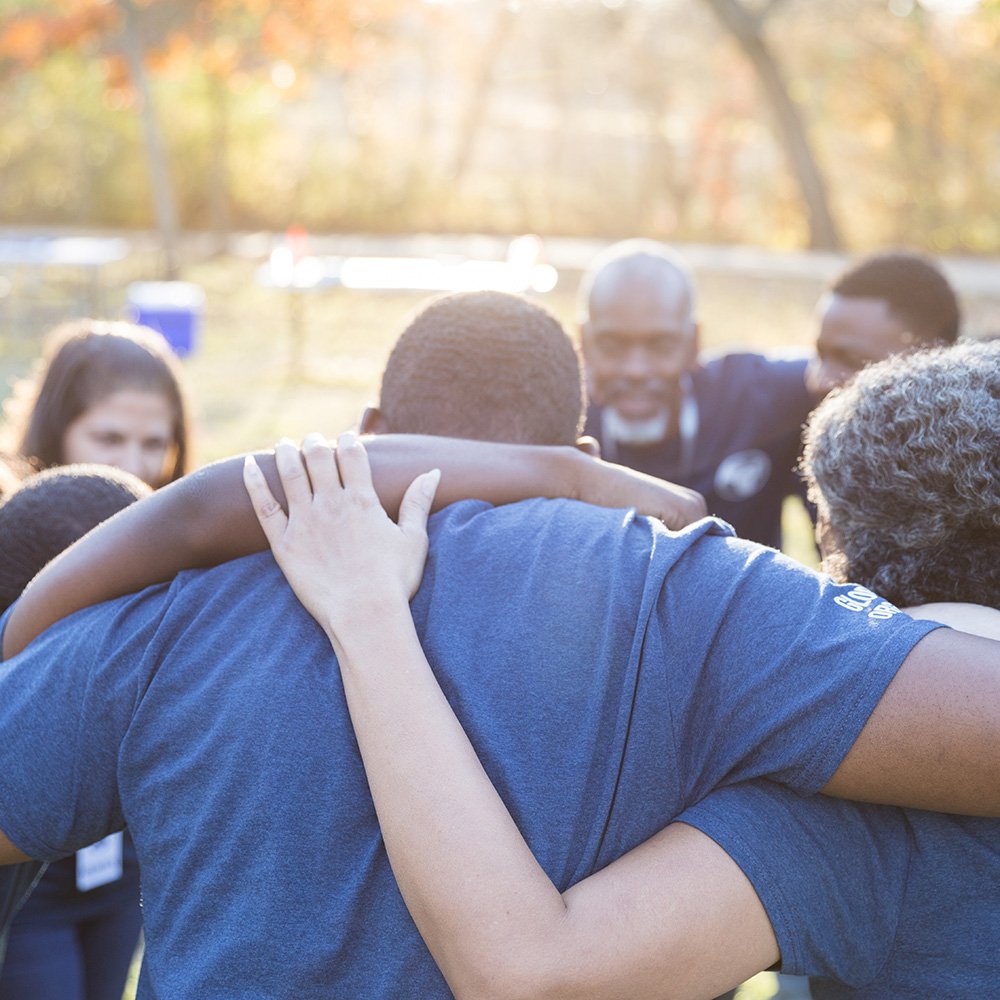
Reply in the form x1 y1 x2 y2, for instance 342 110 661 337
0 835 30 865
7 435 1000 821
823 626 1000 815
3 434 706 660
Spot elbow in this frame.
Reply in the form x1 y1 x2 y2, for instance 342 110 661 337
444 947 580 1000
447 971 549 1000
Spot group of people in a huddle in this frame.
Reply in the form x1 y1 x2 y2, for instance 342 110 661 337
0 240 996 1000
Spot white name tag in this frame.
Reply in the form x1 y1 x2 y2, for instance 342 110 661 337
76 832 123 892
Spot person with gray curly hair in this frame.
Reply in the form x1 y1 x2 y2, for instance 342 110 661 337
804 339 1000 608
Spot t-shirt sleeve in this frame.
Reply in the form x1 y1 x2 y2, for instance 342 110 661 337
677 780 908 985
650 532 944 800
0 591 166 861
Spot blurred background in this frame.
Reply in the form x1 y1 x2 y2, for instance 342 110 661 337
1 0 998 501
2 0 999 251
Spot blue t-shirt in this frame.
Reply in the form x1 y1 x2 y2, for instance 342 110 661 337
0 499 937 999
584 352 814 548
679 781 1000 994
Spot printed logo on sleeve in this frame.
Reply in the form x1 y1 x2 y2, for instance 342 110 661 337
833 585 899 620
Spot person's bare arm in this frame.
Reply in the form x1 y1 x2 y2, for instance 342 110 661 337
3 435 705 659
244 434 776 1000
0 831 31 865
905 603 1000 641
823 625 1000 814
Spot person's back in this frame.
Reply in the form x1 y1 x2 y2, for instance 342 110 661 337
0 292 669 996
3 497 679 996
3 489 942 997
679 341 1000 996
0 291 949 996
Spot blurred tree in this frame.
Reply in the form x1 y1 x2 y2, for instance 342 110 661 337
115 0 180 275
702 0 842 250
1 0 998 252
0 0 403 249
1 0 182 272
450 2 515 185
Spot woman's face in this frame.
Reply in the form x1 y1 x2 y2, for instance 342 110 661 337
61 389 177 488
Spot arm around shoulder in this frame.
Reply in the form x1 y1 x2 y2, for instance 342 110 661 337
824 627 1000 815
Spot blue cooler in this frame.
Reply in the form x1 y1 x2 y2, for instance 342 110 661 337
126 281 204 357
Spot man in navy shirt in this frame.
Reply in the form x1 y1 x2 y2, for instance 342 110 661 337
579 242 960 550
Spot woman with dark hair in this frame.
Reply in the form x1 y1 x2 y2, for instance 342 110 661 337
6 319 190 488
0 320 190 1000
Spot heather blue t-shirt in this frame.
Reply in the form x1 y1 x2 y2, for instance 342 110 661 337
584 352 813 548
0 499 938 998
679 781 1000 994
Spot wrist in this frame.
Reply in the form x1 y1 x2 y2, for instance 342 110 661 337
321 586 412 646
327 601 420 671
560 446 591 504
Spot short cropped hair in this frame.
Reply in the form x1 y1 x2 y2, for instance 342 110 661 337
0 465 149 613
379 291 583 445
803 341 1000 606
576 239 696 325
830 251 960 345
8 319 191 482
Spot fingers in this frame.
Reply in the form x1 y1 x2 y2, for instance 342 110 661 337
334 431 376 496
301 433 340 494
275 438 313 509
243 455 288 545
398 468 441 540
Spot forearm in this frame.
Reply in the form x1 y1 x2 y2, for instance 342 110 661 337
368 436 704 526
4 436 702 658
330 609 568 999
329 609 773 1000
3 452 276 659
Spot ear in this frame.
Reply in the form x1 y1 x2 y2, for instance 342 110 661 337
579 321 594 360
575 435 601 458
360 406 389 436
685 321 701 368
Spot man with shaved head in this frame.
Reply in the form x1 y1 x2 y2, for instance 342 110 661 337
579 239 814 549
579 242 961 551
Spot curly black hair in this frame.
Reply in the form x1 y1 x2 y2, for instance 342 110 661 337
0 465 149 613
803 340 1000 606
379 291 583 445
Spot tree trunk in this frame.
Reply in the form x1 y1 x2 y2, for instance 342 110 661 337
449 3 515 184
702 0 841 250
208 71 231 255
116 0 180 277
